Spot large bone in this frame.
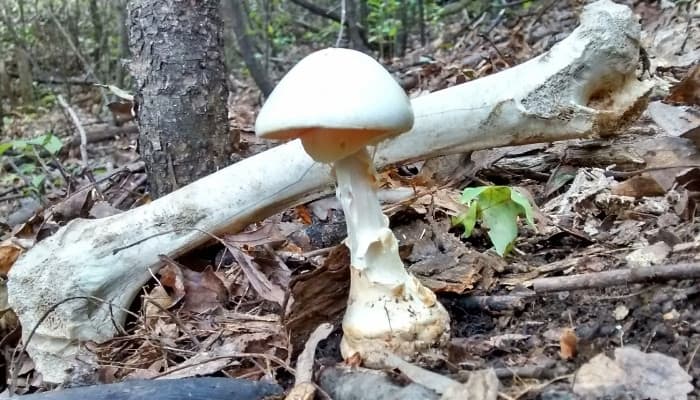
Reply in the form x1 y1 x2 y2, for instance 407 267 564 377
8 0 650 383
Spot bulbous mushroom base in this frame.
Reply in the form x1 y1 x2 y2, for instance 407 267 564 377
339 267 451 367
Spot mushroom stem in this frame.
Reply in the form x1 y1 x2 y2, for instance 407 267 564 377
333 149 405 282
334 149 450 365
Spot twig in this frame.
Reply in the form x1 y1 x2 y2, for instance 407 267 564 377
530 262 700 293
295 323 333 384
604 164 700 179
687 341 700 372
144 298 201 350
152 353 295 379
455 295 527 312
335 0 346 47
510 374 573 400
56 95 89 169
285 323 334 400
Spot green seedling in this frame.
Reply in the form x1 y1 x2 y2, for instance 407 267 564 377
452 186 536 256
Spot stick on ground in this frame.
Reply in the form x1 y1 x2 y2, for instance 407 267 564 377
530 262 700 293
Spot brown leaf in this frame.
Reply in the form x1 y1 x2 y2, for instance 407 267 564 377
51 188 95 222
559 328 578 360
611 175 666 198
158 255 228 313
227 245 286 306
295 205 313 225
666 64 700 106
223 223 286 248
143 285 174 325
158 261 186 306
345 352 362 367
180 266 228 313
0 241 23 275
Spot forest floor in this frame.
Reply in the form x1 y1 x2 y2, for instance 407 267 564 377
1 1 699 399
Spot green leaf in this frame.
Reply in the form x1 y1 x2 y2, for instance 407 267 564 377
26 133 63 154
12 140 28 151
452 200 479 238
454 185 537 257
43 134 63 155
460 186 489 204
31 173 46 188
510 188 535 227
19 163 36 174
0 142 11 156
479 187 521 256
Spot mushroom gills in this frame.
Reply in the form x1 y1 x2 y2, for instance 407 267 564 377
300 128 394 163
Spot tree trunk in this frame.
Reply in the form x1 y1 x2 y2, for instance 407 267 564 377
346 0 370 53
128 0 234 198
226 0 274 97
0 60 6 133
89 0 103 62
396 0 409 57
16 48 34 104
117 0 129 87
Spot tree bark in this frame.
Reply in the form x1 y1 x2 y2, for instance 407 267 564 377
226 0 274 97
346 0 371 53
128 0 234 198
16 48 34 104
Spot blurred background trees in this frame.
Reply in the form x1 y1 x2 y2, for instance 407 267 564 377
0 0 532 111
0 0 535 196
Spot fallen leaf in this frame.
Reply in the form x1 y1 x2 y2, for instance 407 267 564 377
295 205 313 225
612 175 666 198
545 165 578 197
625 242 671 268
613 305 629 321
180 266 228 313
143 285 174 326
227 246 286 306
666 64 700 106
51 188 95 222
158 257 228 313
158 262 186 306
662 309 679 320
223 224 287 248
89 201 123 218
647 101 700 138
573 347 693 400
559 328 578 360
0 241 23 275
487 333 530 349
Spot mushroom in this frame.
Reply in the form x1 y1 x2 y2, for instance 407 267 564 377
255 48 450 366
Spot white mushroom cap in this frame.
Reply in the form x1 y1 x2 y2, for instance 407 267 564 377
255 48 414 162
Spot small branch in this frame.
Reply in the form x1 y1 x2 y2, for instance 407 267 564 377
57 95 89 168
335 0 346 47
285 323 334 400
48 10 100 84
288 0 341 22
295 323 333 384
530 262 700 293
454 295 527 312
7 72 96 86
